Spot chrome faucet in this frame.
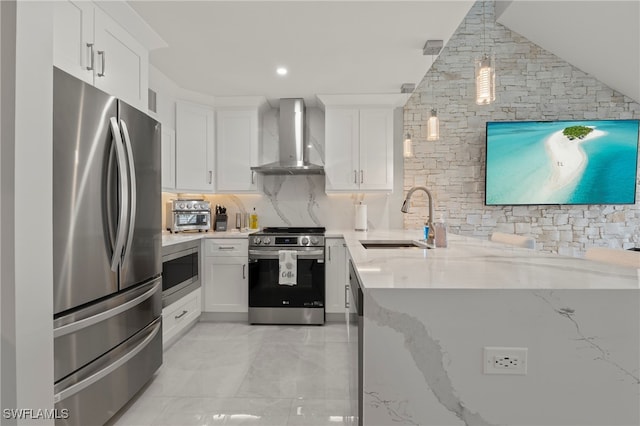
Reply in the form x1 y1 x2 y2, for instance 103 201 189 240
401 186 435 245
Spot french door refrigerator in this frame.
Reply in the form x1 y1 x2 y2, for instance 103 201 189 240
52 67 162 426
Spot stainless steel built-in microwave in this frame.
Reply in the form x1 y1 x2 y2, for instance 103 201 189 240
161 240 200 306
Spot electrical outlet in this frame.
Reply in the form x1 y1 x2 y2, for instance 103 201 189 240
483 347 528 375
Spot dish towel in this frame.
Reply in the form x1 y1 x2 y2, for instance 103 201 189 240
278 250 297 286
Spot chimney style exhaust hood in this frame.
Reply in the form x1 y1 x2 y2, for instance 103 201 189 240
251 98 324 175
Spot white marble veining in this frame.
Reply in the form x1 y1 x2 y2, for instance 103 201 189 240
344 230 639 289
362 288 640 426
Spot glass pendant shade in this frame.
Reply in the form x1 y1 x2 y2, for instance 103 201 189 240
403 133 413 158
426 109 439 141
475 54 495 105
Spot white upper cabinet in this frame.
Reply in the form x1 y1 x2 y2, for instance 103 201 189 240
53 0 95 84
53 1 162 111
93 7 148 110
161 127 176 191
358 109 393 191
215 98 267 193
175 101 215 192
324 109 360 191
324 107 393 192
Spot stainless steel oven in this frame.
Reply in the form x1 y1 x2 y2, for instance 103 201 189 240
248 227 325 325
161 240 200 307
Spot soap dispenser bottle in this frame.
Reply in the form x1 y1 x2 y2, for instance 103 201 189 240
249 207 259 230
434 214 448 248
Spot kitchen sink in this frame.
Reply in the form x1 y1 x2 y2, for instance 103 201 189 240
360 240 431 249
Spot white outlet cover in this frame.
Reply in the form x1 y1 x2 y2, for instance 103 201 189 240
483 346 528 375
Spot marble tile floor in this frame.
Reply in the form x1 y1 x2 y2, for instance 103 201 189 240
108 322 357 426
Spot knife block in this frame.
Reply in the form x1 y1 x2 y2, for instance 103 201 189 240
214 214 228 231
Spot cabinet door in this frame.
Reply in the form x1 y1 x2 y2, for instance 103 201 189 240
325 108 360 192
93 7 148 110
175 101 215 192
162 288 201 348
359 108 393 191
202 258 248 313
325 239 347 314
53 0 94 84
216 109 258 192
161 127 176 191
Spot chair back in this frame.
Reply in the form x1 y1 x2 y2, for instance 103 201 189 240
490 232 536 249
584 247 640 268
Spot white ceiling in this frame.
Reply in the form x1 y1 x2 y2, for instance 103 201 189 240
129 1 640 107
497 0 640 104
128 0 475 106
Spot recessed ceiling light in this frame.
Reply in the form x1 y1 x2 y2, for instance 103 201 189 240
276 67 288 76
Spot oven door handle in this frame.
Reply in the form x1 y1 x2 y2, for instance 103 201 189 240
248 250 325 260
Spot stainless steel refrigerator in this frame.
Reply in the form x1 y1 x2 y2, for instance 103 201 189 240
52 67 162 426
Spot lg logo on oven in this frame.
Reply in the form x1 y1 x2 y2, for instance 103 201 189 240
282 300 290 305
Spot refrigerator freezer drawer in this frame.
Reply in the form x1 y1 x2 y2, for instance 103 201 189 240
54 278 161 382
54 317 162 426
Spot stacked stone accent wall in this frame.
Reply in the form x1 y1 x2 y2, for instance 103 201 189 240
404 1 640 256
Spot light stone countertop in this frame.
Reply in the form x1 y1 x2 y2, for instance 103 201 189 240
343 229 639 290
161 230 256 247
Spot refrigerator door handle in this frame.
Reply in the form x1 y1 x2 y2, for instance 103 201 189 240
53 318 161 403
119 120 137 265
109 117 129 272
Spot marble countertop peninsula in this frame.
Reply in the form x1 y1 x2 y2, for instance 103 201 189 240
343 229 639 290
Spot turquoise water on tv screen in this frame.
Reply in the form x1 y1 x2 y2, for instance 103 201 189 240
485 120 639 205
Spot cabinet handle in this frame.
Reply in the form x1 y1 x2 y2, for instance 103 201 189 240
353 170 357 184
209 171 213 184
345 285 350 309
242 264 246 279
174 310 188 320
360 170 363 184
251 171 255 184
86 43 94 71
218 246 235 250
97 50 105 77
328 246 331 261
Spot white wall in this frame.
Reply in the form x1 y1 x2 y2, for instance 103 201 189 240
11 2 54 424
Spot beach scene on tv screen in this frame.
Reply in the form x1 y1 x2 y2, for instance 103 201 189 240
486 120 639 205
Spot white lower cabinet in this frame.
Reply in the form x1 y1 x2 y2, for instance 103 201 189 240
202 239 248 313
162 287 201 348
325 238 348 314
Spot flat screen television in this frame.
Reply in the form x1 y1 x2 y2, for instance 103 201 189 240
485 119 640 205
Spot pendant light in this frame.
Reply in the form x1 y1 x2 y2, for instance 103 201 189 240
427 53 440 141
475 0 495 105
427 109 439 141
403 133 413 158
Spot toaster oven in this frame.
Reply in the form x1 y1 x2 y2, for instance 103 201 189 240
166 199 211 233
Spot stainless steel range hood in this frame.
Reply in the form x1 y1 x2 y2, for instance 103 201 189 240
251 98 324 175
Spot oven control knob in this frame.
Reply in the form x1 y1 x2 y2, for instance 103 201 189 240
310 237 319 245
253 237 262 245
193 203 200 209
178 203 185 209
301 237 310 246
263 237 271 245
